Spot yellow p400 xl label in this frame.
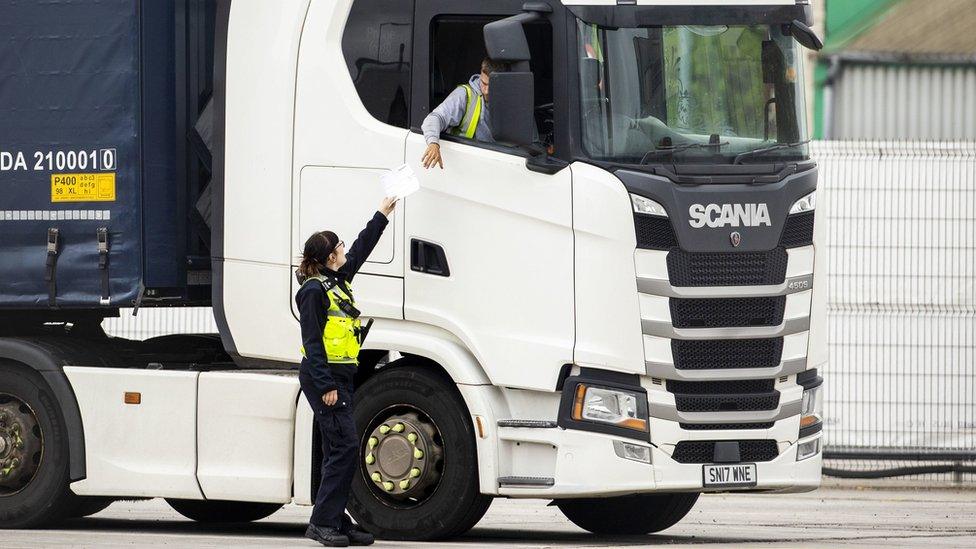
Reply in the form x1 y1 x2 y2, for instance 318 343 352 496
51 173 116 202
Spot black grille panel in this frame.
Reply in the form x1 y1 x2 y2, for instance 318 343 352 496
674 393 780 412
680 422 775 431
668 379 775 395
780 212 814 248
670 297 786 329
667 247 788 287
672 440 780 463
672 338 784 370
635 214 678 250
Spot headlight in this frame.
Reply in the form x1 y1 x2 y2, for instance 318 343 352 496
796 437 821 461
631 194 668 217
789 191 816 214
572 384 648 432
800 384 823 429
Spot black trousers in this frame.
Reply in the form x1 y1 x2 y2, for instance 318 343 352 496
299 363 358 529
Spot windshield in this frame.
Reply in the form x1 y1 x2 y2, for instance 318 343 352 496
577 21 809 165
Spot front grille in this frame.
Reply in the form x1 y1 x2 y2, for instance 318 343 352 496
673 393 780 412
672 338 784 370
680 422 775 430
670 297 786 329
667 248 788 287
672 440 780 463
780 212 814 248
668 379 775 395
635 214 678 250
669 379 780 413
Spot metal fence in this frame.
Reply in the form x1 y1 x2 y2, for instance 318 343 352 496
103 141 976 481
813 141 976 482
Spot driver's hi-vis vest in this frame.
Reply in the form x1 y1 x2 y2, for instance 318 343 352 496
448 84 483 139
301 276 361 365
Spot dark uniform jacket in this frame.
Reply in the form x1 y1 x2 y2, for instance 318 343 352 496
296 211 389 396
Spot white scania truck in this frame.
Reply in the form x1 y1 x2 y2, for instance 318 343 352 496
0 0 825 539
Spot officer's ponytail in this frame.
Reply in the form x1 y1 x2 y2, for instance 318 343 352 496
297 230 339 281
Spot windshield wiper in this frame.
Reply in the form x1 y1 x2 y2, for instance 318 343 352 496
640 141 729 165
733 140 811 165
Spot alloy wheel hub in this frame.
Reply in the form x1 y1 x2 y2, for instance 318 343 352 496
0 396 43 495
363 410 444 503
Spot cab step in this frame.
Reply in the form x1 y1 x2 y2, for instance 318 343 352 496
498 476 555 487
496 419 558 428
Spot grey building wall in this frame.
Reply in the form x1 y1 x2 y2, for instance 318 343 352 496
830 63 976 140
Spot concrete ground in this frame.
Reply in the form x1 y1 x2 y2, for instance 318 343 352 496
5 481 975 548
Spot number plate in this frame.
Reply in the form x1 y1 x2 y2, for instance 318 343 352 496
702 463 757 489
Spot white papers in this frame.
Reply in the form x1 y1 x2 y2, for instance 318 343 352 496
380 163 420 199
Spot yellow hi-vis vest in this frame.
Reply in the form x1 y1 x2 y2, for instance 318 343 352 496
301 276 361 365
448 84 483 139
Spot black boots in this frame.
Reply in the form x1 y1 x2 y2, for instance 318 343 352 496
344 526 375 546
306 522 375 547
341 516 375 546
305 524 349 547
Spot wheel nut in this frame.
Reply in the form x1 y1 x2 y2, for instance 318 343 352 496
368 437 378 449
413 448 424 459
382 481 394 491
410 467 421 478
371 472 382 483
365 453 375 465
392 423 405 433
399 479 410 490
407 433 418 443
379 425 391 435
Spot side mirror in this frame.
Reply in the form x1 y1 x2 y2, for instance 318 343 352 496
488 72 535 147
484 13 535 64
789 19 823 51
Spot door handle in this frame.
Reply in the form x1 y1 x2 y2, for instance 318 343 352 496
410 239 450 277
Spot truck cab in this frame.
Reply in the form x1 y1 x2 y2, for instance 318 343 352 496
214 0 825 535
0 0 824 539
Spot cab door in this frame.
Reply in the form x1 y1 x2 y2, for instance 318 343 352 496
403 2 573 391
291 0 413 321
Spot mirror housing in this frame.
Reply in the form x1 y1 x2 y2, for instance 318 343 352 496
789 19 823 51
488 72 535 147
484 13 536 65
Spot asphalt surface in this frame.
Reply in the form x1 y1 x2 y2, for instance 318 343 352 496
5 482 975 548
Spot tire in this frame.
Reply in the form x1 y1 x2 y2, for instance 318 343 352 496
556 492 700 535
347 365 492 541
166 499 283 523
0 362 74 529
64 495 114 518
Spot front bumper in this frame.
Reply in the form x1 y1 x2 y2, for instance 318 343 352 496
495 420 823 498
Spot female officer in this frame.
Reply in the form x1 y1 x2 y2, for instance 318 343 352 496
297 196 397 547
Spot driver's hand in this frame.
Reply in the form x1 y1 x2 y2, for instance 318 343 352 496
422 143 443 169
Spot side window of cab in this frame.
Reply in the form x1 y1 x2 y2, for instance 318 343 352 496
341 0 414 129
426 16 554 152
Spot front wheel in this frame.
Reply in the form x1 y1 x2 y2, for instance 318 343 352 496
0 363 74 528
556 493 700 535
166 499 283 523
348 365 492 540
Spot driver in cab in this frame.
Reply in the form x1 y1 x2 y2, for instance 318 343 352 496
420 57 507 169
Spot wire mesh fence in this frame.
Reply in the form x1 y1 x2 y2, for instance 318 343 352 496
813 141 976 482
103 141 976 482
